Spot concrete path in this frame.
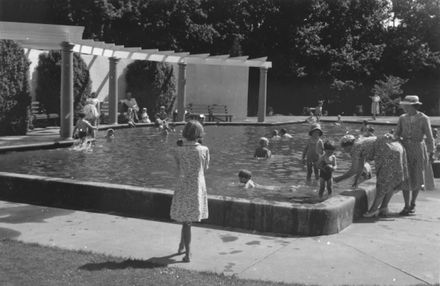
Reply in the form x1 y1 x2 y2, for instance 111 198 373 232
1 187 439 285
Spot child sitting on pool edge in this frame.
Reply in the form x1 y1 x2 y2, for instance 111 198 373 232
254 137 271 158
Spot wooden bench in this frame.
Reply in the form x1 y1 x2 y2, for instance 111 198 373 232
99 101 126 124
30 101 59 127
208 104 232 122
99 101 109 123
186 103 209 121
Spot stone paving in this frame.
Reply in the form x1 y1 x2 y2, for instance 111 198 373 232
0 186 439 285
1 116 440 285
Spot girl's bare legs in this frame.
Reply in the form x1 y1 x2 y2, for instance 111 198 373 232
178 226 185 254
182 222 192 262
306 162 313 181
379 191 394 216
327 179 332 195
410 189 420 211
313 163 319 180
318 178 325 197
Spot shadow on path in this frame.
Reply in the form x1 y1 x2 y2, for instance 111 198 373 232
0 205 73 224
78 252 185 271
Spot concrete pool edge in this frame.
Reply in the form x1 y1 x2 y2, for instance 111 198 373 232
0 172 376 236
0 140 74 153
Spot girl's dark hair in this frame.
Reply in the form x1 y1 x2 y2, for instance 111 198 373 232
238 169 252 179
323 140 336 151
182 120 204 141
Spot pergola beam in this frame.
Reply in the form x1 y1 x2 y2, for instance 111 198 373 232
0 21 272 132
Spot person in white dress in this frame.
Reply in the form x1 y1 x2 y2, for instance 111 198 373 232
170 120 209 262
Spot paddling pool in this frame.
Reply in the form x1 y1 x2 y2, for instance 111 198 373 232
0 122 391 202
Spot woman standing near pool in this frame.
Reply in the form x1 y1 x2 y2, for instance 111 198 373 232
394 95 435 215
334 134 409 217
170 120 209 262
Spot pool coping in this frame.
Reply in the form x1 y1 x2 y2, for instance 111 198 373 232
0 171 376 236
0 140 74 154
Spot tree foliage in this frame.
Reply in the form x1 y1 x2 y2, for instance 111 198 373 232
372 75 408 115
125 60 176 117
0 40 31 135
1 0 440 114
35 51 92 118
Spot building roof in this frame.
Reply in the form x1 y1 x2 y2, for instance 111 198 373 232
0 21 271 68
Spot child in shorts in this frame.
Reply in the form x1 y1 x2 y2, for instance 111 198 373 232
302 123 324 181
317 140 337 197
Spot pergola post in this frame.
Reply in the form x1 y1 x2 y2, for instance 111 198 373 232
257 67 268 122
60 41 74 139
176 62 187 122
108 57 119 125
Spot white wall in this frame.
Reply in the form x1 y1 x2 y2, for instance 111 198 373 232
185 64 249 119
26 50 249 119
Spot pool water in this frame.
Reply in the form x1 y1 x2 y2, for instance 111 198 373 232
0 122 391 202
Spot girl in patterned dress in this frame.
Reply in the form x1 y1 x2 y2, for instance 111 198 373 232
395 95 435 215
334 134 409 217
170 120 209 262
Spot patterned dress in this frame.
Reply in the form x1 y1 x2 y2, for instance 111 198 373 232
395 112 435 191
170 142 210 222
350 136 409 197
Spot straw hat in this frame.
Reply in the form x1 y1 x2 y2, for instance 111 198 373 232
400 95 422 105
309 123 323 136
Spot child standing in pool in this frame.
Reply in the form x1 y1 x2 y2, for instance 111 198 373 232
73 112 98 145
302 123 324 181
254 137 271 159
317 141 337 197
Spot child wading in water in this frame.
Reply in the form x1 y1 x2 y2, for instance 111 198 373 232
317 141 337 197
73 112 98 146
254 137 271 159
238 169 256 188
302 123 324 181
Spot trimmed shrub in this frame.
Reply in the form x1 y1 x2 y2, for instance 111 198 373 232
125 60 176 118
0 40 31 135
35 51 92 119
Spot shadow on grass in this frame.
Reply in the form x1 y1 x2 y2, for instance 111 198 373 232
79 252 184 271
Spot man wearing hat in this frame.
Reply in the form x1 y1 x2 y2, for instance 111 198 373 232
395 95 435 215
302 123 324 181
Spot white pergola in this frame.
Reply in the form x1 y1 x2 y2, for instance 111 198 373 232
0 21 271 139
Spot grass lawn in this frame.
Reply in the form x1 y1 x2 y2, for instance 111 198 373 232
0 239 301 286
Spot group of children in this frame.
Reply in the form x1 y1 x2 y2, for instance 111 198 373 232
301 123 337 197
253 128 294 159
248 123 336 197
247 119 375 198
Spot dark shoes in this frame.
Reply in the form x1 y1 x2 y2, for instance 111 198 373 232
399 204 415 216
409 203 416 213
